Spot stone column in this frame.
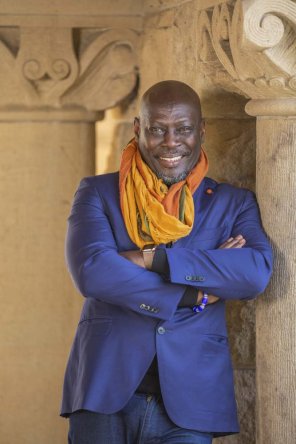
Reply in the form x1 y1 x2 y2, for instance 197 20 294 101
0 21 138 444
0 109 97 444
246 99 296 443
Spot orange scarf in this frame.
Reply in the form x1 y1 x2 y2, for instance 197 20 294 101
119 138 208 248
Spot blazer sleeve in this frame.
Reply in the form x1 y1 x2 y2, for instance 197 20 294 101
65 178 185 320
165 190 273 300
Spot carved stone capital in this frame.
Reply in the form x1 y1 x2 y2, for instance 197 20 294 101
197 0 296 105
0 26 139 112
245 98 296 117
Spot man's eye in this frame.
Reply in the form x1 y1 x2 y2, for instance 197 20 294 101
177 126 193 134
149 127 165 136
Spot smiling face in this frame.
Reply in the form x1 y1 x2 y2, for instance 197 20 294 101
134 82 205 185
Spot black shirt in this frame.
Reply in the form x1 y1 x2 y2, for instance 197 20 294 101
136 247 198 394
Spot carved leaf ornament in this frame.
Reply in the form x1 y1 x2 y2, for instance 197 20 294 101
0 27 138 110
62 30 138 111
197 0 296 99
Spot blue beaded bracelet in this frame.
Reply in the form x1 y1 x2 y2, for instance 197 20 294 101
192 292 209 313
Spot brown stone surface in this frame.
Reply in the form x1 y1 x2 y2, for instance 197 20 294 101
140 1 200 95
96 103 135 174
205 118 256 191
0 0 144 15
0 117 95 444
215 370 256 444
226 300 256 368
0 26 138 110
107 122 134 170
255 117 296 444
0 5 140 441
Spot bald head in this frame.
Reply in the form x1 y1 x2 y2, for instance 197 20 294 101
134 80 205 186
139 80 202 120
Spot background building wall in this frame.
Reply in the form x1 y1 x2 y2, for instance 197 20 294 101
0 1 140 443
0 117 96 444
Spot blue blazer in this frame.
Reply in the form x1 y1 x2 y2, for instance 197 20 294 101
61 173 272 436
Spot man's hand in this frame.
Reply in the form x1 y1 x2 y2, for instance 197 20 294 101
119 250 145 268
119 234 246 306
218 234 246 250
196 234 246 305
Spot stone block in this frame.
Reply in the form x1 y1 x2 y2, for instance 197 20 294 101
226 300 256 368
215 369 256 444
205 118 256 191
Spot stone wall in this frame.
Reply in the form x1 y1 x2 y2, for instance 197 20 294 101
0 116 95 444
0 1 140 443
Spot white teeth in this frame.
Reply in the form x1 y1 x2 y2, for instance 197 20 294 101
159 156 182 161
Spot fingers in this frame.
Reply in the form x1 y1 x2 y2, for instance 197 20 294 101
219 234 246 249
196 290 220 305
207 295 220 304
119 250 146 268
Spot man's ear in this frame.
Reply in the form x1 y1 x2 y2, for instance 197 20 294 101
134 117 140 141
200 119 205 144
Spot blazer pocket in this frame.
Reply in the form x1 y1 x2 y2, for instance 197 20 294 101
78 317 112 337
201 334 229 355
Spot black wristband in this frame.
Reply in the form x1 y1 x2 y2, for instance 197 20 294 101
151 249 169 276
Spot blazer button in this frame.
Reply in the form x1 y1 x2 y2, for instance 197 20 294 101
157 326 166 335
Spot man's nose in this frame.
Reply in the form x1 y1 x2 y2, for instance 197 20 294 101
162 129 180 148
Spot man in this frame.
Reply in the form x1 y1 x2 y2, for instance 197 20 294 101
61 80 272 443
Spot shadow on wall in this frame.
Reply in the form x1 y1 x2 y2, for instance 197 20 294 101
96 106 134 175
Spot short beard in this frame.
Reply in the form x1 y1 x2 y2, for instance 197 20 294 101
156 170 189 186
